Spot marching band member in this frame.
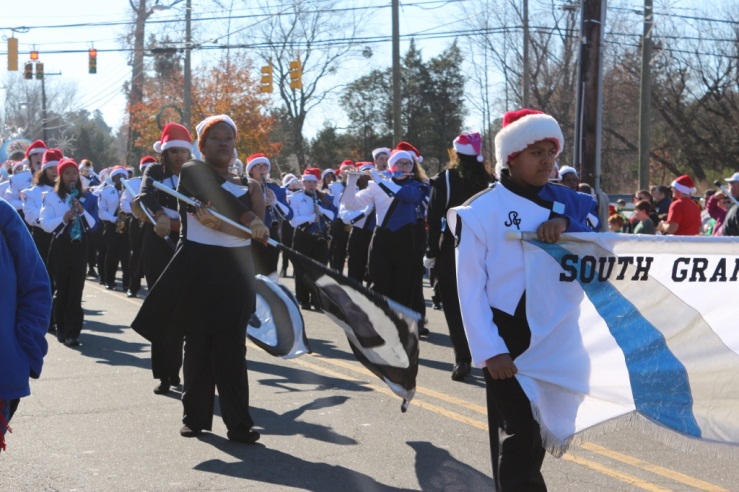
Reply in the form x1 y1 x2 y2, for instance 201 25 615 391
134 124 192 395
121 156 155 298
39 158 96 347
341 146 430 312
328 160 354 273
98 166 130 290
132 115 269 443
288 167 337 310
449 109 598 490
24 140 48 173
425 132 494 381
4 161 33 223
339 162 375 284
372 147 391 172
21 149 61 332
279 173 301 277
246 153 293 280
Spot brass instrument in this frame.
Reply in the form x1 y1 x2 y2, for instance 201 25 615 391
262 175 279 227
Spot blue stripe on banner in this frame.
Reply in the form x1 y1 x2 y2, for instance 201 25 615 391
528 240 702 438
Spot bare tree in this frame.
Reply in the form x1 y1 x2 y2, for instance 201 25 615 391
249 0 361 169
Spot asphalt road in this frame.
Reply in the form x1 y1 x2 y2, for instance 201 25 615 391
2 273 738 491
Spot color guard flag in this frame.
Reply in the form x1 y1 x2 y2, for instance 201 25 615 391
276 244 421 411
514 232 739 456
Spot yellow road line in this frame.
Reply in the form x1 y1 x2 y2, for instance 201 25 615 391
291 351 727 491
581 442 728 492
562 454 672 492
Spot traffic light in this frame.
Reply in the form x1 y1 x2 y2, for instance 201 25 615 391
35 62 44 80
30 50 39 61
24 62 33 80
8 38 18 71
88 48 97 74
260 64 273 93
289 59 302 90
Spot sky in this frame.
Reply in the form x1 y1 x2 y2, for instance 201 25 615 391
1 0 729 143
1 0 459 140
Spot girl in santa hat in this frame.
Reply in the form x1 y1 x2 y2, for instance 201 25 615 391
341 145 430 315
39 158 97 347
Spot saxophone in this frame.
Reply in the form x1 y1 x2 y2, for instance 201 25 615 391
67 184 83 243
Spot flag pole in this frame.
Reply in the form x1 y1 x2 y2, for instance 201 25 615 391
123 178 176 250
150 180 280 248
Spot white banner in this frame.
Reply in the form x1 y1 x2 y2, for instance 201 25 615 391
516 232 739 455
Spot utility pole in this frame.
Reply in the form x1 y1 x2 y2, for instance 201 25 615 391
183 0 192 130
391 0 401 144
522 0 530 108
638 0 653 190
573 0 606 190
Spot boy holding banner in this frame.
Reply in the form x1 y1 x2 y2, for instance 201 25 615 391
448 109 598 491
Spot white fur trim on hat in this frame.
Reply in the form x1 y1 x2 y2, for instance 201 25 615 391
321 168 335 180
558 165 578 179
372 147 391 159
388 150 414 169
195 114 237 140
110 168 128 180
671 176 696 195
246 156 271 174
494 113 564 177
153 139 192 153
42 160 59 171
302 174 319 182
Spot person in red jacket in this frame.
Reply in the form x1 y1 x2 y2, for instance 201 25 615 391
656 174 701 235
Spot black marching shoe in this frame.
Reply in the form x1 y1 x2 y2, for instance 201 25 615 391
170 376 181 387
126 289 138 298
87 269 99 278
227 428 261 444
64 338 81 347
153 379 171 395
451 361 471 382
180 425 202 438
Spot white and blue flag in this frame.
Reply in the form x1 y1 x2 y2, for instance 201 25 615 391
515 232 739 455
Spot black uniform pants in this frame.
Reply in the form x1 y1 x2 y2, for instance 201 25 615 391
50 235 87 341
280 221 295 275
252 224 281 276
329 219 350 273
437 242 472 364
182 328 254 433
126 216 144 292
346 226 372 284
102 221 129 287
292 229 328 305
368 225 420 309
486 296 546 491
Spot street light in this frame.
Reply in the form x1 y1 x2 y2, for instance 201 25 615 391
152 0 192 131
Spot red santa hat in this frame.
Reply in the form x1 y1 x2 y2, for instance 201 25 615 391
139 155 157 172
338 160 355 173
671 174 697 195
41 148 63 171
153 123 193 153
109 165 128 181
25 140 48 159
321 168 335 180
453 132 484 162
395 142 423 163
246 153 271 174
387 149 415 171
303 167 321 182
494 108 564 176
195 115 237 151
57 157 79 177
372 147 391 159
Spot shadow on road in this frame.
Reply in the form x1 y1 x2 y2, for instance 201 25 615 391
408 441 493 491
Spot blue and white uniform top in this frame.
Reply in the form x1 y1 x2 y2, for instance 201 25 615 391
38 190 96 238
341 170 429 232
328 181 345 209
265 181 294 224
4 170 33 211
120 177 142 215
447 174 598 368
97 183 121 224
21 184 54 227
288 190 336 235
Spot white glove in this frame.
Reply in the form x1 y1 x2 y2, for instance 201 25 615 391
423 256 436 269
